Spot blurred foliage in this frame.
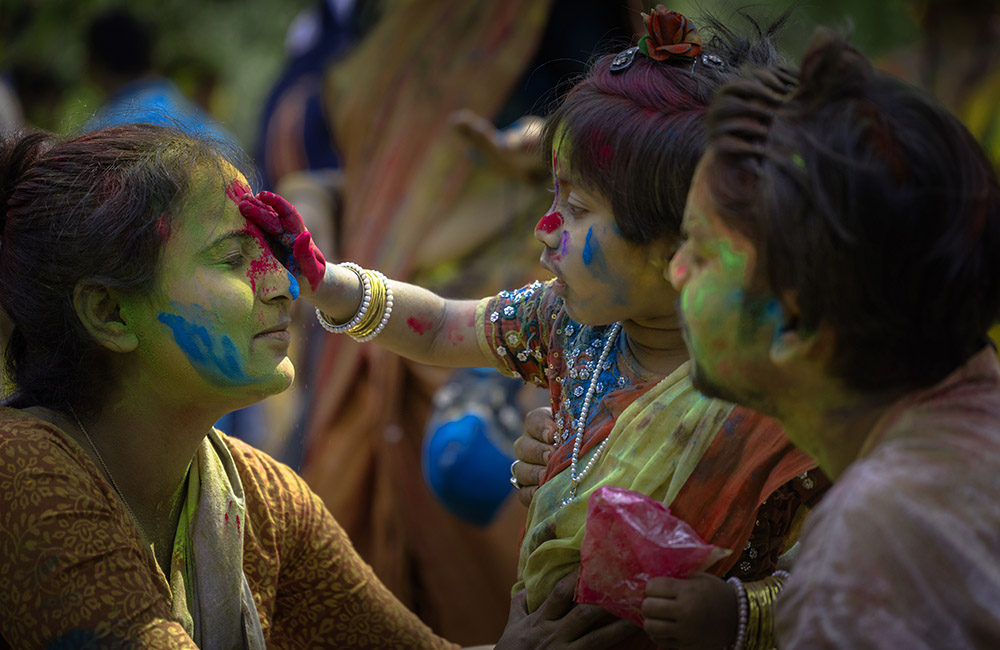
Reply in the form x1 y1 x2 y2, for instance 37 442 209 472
674 0 921 61
1 0 312 148
1 0 920 153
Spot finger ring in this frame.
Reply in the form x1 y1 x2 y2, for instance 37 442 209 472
509 460 523 489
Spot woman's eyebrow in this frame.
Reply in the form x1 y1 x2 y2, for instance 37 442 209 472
203 229 253 252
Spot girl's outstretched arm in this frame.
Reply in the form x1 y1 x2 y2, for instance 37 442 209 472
311 261 490 368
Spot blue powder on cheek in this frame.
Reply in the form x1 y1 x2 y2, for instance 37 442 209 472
582 227 595 265
287 269 300 300
157 307 262 386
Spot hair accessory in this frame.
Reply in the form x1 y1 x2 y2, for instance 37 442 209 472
610 46 640 73
637 6 702 62
702 53 726 69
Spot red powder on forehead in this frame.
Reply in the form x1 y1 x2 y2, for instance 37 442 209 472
536 211 563 234
243 220 284 293
225 179 252 204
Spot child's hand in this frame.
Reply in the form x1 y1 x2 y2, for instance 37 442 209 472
239 191 327 291
642 572 738 650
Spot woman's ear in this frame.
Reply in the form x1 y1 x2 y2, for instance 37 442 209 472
73 281 139 353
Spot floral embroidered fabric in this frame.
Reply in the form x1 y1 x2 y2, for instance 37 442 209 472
0 408 456 650
477 280 656 456
477 281 828 617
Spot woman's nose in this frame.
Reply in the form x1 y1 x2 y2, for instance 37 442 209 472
534 210 564 248
253 248 297 303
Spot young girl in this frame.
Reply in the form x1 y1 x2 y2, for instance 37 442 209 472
245 7 825 648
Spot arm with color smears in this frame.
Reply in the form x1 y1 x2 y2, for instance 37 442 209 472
239 191 495 369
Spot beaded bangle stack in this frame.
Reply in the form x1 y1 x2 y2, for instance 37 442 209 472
727 570 789 650
316 262 394 342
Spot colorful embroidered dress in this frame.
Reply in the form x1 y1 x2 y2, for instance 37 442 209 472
0 408 456 650
477 281 825 612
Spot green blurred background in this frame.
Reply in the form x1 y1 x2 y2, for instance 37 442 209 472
0 0 922 154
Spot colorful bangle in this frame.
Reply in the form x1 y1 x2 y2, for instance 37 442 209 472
316 262 371 333
727 576 748 650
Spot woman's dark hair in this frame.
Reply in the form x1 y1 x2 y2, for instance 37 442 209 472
705 29 1000 391
541 11 790 245
0 123 251 415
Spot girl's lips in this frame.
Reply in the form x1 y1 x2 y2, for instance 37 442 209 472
540 258 567 294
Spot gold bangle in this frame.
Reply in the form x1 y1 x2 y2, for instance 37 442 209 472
745 583 761 650
348 269 386 338
744 575 786 650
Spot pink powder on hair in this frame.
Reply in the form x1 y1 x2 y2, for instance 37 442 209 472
600 145 614 167
536 211 563 234
407 316 433 335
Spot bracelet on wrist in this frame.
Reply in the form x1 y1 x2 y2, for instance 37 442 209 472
315 263 393 342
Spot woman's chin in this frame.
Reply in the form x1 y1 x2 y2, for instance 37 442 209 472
223 360 296 407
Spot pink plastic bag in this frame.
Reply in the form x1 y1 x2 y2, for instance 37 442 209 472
574 485 731 626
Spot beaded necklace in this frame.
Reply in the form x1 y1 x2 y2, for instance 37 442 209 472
560 321 622 507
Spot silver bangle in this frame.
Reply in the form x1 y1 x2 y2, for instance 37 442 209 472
727 576 748 650
316 262 371 333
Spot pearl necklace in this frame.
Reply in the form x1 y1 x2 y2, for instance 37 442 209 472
561 321 622 508
71 407 146 540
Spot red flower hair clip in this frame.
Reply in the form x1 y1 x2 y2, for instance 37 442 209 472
637 6 702 62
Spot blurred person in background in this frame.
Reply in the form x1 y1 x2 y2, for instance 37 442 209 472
82 6 241 149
